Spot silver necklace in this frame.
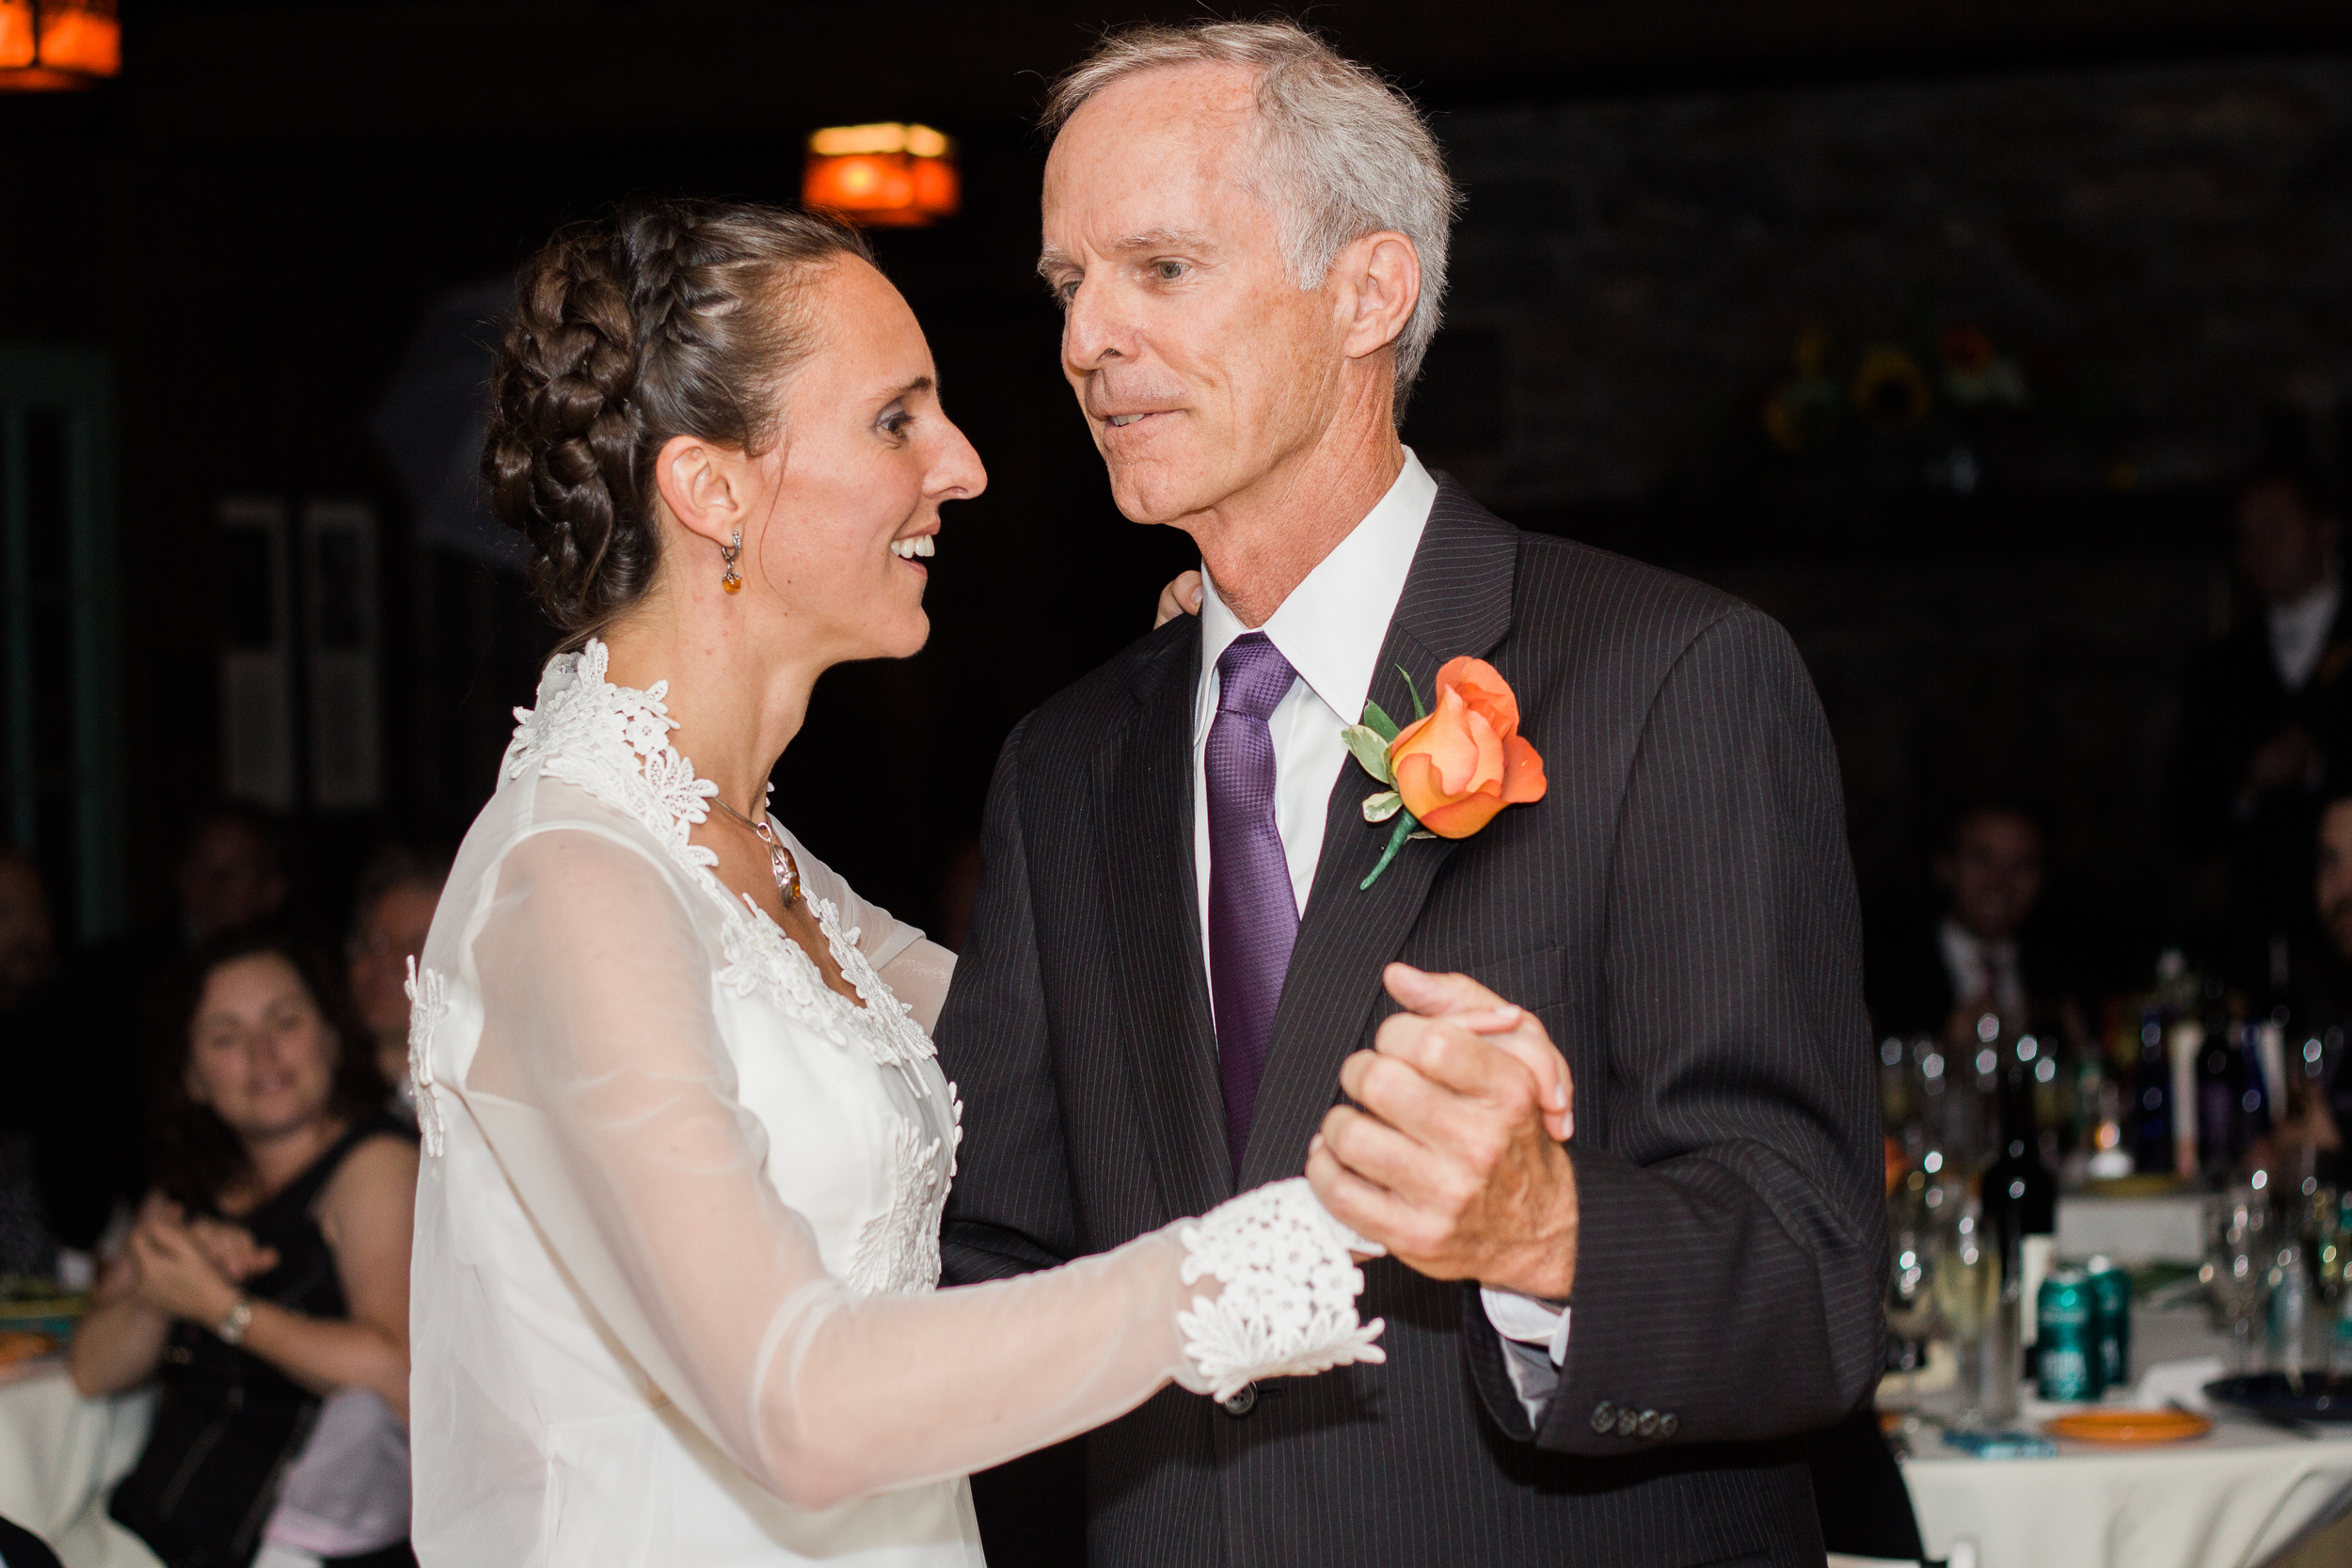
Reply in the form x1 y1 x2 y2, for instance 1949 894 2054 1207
710 794 803 905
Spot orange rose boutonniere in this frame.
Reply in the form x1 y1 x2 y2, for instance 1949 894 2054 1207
1341 657 1548 890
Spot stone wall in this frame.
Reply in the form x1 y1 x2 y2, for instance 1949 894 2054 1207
1405 56 2352 948
1421 55 2352 509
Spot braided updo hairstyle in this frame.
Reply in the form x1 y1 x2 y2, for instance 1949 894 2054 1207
484 197 874 644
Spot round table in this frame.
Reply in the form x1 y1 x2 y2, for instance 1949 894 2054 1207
0 1360 160 1568
1897 1306 2352 1568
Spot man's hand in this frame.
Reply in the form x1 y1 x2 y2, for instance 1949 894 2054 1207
1307 963 1581 1300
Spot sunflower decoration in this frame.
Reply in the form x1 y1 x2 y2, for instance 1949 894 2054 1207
1852 346 1932 429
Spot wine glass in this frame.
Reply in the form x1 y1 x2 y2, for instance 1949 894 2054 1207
2206 1191 2272 1373
2306 1186 2342 1309
1884 1181 1939 1403
1935 1204 2002 1428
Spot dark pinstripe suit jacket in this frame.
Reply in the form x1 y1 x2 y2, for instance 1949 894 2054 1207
936 478 1886 1568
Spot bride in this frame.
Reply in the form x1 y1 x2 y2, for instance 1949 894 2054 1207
405 198 1390 1565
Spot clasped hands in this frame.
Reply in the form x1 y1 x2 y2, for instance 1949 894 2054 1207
104 1192 279 1325
1307 964 1581 1302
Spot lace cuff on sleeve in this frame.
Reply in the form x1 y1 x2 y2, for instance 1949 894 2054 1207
1175 1179 1388 1402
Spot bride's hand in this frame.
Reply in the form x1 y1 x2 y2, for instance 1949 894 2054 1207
1153 570 1204 629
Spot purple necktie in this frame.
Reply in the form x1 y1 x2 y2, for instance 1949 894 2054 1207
1207 631 1300 1174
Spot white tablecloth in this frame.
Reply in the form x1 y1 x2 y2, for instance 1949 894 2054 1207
2052 1194 2210 1266
0 1362 161 1568
1899 1307 2352 1568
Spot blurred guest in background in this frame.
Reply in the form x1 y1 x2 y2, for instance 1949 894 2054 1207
2171 453 2351 951
2259 792 2352 1181
76 802 297 1195
0 848 135 1278
83 802 294 991
1867 799 2064 1038
2296 791 2352 1028
0 850 51 999
72 931 415 1568
175 806 293 946
344 845 449 1114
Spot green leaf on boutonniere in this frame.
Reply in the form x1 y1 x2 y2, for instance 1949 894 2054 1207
1352 688 1433 890
1397 666 1429 721
1341 723 1394 784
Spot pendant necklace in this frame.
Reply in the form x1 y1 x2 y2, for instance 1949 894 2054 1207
710 794 803 905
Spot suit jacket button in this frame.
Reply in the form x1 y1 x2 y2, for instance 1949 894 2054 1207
1615 1407 1639 1437
1637 1409 1661 1438
1222 1385 1258 1418
1660 1413 1679 1438
1589 1401 1615 1433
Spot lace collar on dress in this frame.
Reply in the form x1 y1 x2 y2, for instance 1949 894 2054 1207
502 641 938 1089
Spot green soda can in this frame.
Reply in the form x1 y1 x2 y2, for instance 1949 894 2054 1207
2087 1256 2131 1390
2037 1270 2101 1402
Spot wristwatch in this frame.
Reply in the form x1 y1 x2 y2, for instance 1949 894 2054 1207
215 1297 254 1347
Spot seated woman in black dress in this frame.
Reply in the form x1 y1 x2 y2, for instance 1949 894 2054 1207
70 931 418 1568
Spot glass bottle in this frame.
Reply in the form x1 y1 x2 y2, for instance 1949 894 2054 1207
2197 1018 2235 1177
2332 1275 2352 1379
2136 1011 2174 1174
1983 1059 2057 1378
2137 950 2194 1174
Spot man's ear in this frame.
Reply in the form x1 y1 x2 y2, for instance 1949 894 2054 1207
651 433 753 550
1336 230 1422 362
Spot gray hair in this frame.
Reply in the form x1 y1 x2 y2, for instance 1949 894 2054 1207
1044 19 1461 418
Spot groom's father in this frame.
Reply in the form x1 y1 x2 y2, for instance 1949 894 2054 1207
938 19 1885 1567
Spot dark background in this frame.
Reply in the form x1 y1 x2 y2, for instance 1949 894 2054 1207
6 0 2352 965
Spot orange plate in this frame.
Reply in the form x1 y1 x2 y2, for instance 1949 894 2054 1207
0 1329 57 1366
2044 1408 2212 1445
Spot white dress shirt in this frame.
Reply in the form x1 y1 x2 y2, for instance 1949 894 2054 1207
2269 578 2341 691
1937 917 2024 1021
1187 449 1570 1419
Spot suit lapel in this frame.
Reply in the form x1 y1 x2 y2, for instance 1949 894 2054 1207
1238 481 1522 1187
1100 620 1232 1217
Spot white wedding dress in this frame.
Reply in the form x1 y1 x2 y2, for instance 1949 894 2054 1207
407 641 1382 1567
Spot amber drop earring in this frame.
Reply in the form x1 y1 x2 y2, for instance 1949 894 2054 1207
720 530 743 594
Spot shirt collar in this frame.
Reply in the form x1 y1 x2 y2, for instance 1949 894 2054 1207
1197 450 1438 722
2271 578 2341 635
1939 916 2015 962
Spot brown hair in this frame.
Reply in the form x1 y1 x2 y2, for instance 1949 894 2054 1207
483 197 874 645
149 929 387 1208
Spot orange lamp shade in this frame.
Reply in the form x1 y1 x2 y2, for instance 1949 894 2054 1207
0 3 35 70
803 123 959 228
0 0 120 89
37 0 116 74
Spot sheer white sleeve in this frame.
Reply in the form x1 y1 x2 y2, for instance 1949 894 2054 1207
463 829 1377 1511
783 830 956 1036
